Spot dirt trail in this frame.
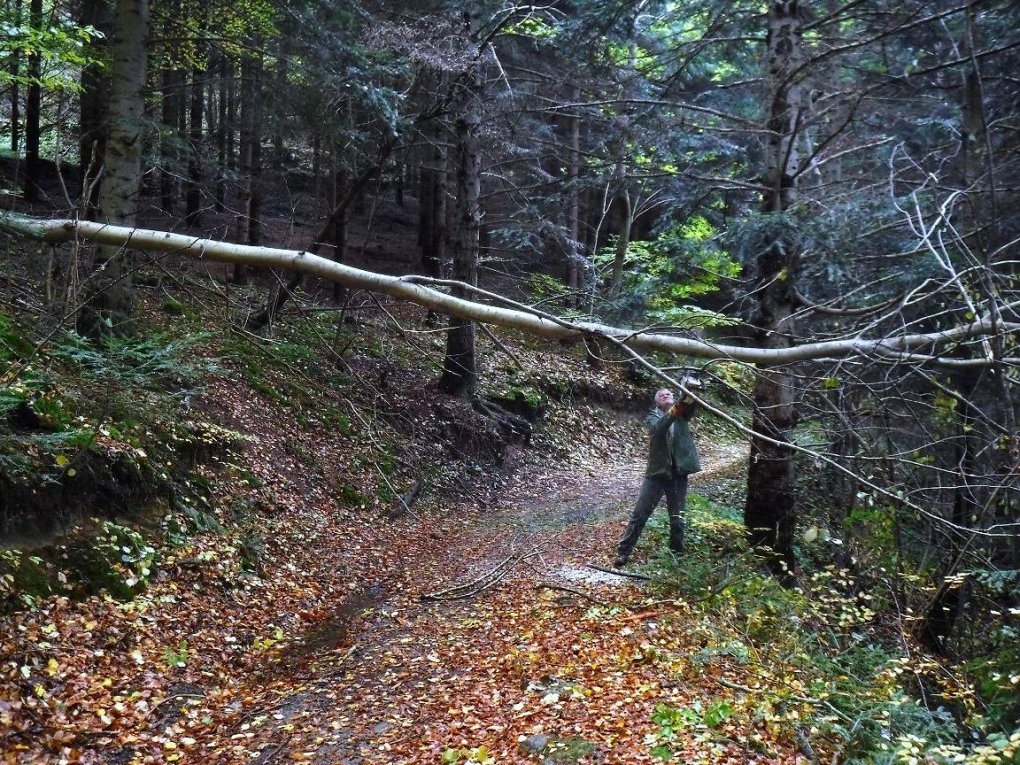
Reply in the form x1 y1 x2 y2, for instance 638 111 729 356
230 441 753 765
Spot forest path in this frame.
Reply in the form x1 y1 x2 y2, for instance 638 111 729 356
231 440 759 765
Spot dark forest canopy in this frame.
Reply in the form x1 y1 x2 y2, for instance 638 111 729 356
1 1 1019 758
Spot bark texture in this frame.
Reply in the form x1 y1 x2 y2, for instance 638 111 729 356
77 0 149 337
743 0 805 582
23 0 43 202
2 213 1017 366
438 47 482 398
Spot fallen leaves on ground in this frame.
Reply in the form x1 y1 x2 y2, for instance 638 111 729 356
1 343 810 765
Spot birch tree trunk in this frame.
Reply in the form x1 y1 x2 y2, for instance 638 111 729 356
3 212 1016 367
743 1 805 582
77 0 149 337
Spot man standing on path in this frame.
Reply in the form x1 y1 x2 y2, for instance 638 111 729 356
615 384 701 567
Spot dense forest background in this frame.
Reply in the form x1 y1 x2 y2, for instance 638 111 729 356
1 1 1019 763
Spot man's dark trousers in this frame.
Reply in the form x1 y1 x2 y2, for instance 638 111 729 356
617 472 688 561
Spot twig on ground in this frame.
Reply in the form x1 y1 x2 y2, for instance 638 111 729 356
716 677 855 724
258 733 293 765
586 563 652 581
421 548 543 601
796 726 821 765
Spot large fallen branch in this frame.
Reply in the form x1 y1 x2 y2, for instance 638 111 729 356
2 212 1018 366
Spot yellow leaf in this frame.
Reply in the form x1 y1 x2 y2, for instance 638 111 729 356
55 455 69 467
802 526 818 543
67 468 77 477
46 658 59 676
34 684 46 698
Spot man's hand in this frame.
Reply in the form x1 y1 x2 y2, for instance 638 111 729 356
668 402 685 417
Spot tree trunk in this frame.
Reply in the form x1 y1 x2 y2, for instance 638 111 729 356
438 55 481 398
608 184 633 300
159 67 181 214
8 0 22 154
418 119 446 284
247 53 263 247
311 130 321 195
566 99 581 300
5 212 1017 366
226 59 236 189
214 56 228 212
78 0 109 216
23 0 43 202
270 54 287 169
76 0 149 337
743 1 805 584
157 0 181 215
232 53 256 282
184 57 204 226
330 161 347 304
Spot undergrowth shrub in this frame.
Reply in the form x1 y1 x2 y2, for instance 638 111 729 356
642 491 1020 765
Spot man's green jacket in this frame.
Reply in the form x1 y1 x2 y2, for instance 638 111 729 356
644 402 700 478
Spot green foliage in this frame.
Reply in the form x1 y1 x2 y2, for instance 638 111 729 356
441 746 495 764
339 483 369 507
595 217 742 327
527 273 573 309
0 550 52 610
507 15 558 39
0 13 102 91
0 312 33 361
93 520 156 596
636 486 1020 765
160 297 190 317
4 325 210 430
647 700 733 760
962 570 1020 730
1 315 218 489
162 640 190 669
50 331 215 392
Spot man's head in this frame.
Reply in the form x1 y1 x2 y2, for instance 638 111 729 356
654 388 674 411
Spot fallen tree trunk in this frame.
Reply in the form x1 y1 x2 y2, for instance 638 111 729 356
2 212 1018 366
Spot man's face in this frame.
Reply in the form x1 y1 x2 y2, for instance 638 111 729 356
655 389 674 411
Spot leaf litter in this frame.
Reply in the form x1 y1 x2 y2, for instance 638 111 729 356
1 313 809 765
